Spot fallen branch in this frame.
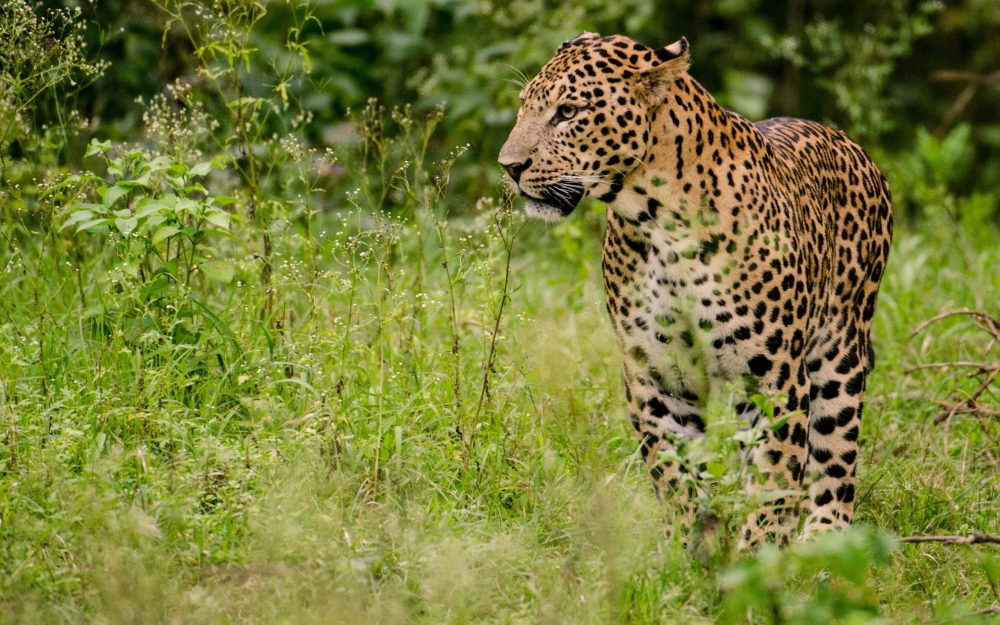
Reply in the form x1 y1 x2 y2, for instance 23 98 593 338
911 309 1000 342
906 362 1000 374
900 532 1000 545
910 310 1000 448
971 606 1000 616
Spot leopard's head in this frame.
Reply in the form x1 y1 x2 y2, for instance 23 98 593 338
499 33 690 220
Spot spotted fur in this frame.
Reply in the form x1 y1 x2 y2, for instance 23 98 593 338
499 33 893 548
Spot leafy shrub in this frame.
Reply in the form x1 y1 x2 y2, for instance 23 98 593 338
888 123 999 241
57 139 241 392
719 528 898 625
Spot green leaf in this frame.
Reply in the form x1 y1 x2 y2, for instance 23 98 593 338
153 260 178 280
136 198 168 219
147 156 174 172
202 229 246 246
199 259 234 283
115 216 138 235
76 218 111 233
205 210 230 229
86 139 111 157
140 277 171 303
102 184 128 209
175 198 199 214
134 171 154 187
214 196 237 206
152 226 180 245
145 214 167 229
189 161 213 177
60 210 95 231
705 462 728 478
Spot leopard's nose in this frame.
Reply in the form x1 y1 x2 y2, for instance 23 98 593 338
501 158 532 184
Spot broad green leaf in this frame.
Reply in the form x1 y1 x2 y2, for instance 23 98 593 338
136 198 168 219
199 259 234 283
86 139 111 157
175 198 199 213
60 210 95 231
202 229 246 246
140 277 171 303
115 216 138 235
134 171 153 187
205 210 230 229
152 226 180 245
76 218 111 233
147 156 174 171
152 260 178 280
145 214 167 229
102 184 128 209
189 161 213 177
705 462 728 478
214 196 237 206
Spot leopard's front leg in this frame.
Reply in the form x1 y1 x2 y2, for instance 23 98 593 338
736 358 812 550
623 372 705 533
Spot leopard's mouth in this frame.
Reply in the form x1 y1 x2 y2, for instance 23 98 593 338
519 179 585 220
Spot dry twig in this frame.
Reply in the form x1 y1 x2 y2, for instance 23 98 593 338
932 69 1000 137
910 310 1000 447
900 532 1000 545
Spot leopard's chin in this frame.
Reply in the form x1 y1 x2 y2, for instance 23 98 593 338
523 198 569 221
521 182 584 221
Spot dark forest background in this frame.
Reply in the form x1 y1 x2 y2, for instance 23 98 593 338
9 0 1000 227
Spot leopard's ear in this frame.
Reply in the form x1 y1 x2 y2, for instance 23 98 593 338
557 32 600 53
635 37 690 104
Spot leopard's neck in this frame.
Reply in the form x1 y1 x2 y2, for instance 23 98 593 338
608 74 767 229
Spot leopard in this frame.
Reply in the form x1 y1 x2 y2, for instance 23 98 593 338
499 32 893 548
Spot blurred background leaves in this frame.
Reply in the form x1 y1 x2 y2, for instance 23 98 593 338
13 0 999 226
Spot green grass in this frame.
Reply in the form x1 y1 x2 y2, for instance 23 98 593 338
1 184 1000 623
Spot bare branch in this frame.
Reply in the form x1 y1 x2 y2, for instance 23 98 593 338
911 309 1000 339
900 532 1000 545
907 362 1000 374
910 310 1000 448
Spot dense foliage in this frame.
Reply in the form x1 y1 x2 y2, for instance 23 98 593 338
1 0 999 622
7 0 1000 220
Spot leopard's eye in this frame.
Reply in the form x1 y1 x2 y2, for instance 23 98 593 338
556 104 579 120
